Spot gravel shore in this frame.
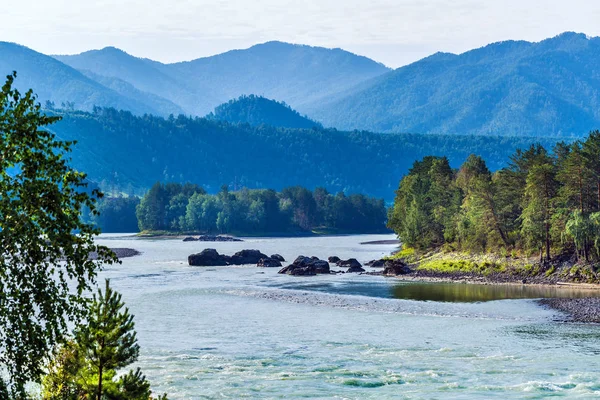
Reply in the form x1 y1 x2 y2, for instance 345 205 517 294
538 298 600 323
88 248 141 260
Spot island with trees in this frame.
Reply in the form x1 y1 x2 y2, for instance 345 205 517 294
135 183 388 236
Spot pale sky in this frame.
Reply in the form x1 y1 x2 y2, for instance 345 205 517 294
3 0 600 68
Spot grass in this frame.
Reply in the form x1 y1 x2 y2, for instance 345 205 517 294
417 259 505 276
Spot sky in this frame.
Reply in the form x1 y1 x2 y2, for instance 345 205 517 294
3 0 600 68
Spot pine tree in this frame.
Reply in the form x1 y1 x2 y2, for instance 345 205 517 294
77 280 139 400
521 163 557 262
42 280 168 400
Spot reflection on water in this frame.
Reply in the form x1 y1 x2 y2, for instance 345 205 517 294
269 280 600 303
392 282 600 303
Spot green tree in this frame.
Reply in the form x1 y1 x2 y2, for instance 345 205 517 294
77 280 139 399
0 72 117 397
42 280 167 400
456 155 507 250
521 163 557 262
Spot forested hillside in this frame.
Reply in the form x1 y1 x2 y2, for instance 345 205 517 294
314 32 600 137
207 95 322 129
48 108 564 200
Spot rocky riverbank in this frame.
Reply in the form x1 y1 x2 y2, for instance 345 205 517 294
89 248 141 260
538 298 600 323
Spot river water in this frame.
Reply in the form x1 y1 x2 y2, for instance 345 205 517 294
96 234 600 399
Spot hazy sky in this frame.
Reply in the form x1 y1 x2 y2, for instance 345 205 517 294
3 0 600 68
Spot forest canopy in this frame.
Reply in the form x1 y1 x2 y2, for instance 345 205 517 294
134 183 388 235
388 131 600 263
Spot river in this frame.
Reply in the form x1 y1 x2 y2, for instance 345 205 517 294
96 234 600 399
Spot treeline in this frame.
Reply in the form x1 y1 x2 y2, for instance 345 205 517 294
136 183 388 234
50 107 564 200
388 131 600 263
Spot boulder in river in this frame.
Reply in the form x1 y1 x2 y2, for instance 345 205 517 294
279 255 331 276
271 254 285 262
338 258 363 269
257 258 282 268
188 248 229 266
230 249 270 265
366 259 386 268
383 260 411 276
188 248 270 266
328 256 341 263
347 265 366 273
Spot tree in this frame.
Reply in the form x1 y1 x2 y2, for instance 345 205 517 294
78 280 139 399
0 72 117 397
42 280 168 400
456 155 507 250
521 163 557 262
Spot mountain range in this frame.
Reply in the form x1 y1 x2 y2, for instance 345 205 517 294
1 32 600 136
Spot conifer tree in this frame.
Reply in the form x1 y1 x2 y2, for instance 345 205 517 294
42 280 168 400
521 163 557 262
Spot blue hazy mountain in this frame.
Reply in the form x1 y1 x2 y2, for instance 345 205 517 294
0 42 168 115
55 42 390 116
55 47 218 115
206 95 322 129
312 32 600 137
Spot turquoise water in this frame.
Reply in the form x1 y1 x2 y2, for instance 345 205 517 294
97 234 600 399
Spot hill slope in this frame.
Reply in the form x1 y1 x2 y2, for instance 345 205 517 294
313 32 600 137
0 42 166 115
206 95 322 129
55 47 218 115
48 108 563 200
55 41 390 116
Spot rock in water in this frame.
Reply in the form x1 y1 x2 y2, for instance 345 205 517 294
328 256 341 263
230 249 270 265
257 258 282 268
368 259 386 268
312 260 330 274
338 258 363 269
279 255 331 275
188 248 229 266
347 265 366 273
271 254 285 262
383 260 411 276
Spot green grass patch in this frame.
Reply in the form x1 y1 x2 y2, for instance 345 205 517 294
417 259 504 275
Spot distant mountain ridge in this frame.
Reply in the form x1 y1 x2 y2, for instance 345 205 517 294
206 95 322 129
2 33 600 137
313 32 600 137
53 41 390 116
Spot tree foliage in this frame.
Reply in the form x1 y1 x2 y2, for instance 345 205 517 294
0 72 117 397
42 280 167 400
389 131 600 263
136 183 388 234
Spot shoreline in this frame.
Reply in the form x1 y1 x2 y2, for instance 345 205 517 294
376 268 600 322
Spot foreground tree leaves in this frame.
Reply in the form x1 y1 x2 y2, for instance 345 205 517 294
0 72 118 397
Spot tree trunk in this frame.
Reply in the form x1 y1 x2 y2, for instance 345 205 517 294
97 364 103 400
597 179 600 212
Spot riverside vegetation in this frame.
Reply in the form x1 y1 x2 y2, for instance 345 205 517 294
135 183 388 235
0 73 166 398
388 133 600 284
